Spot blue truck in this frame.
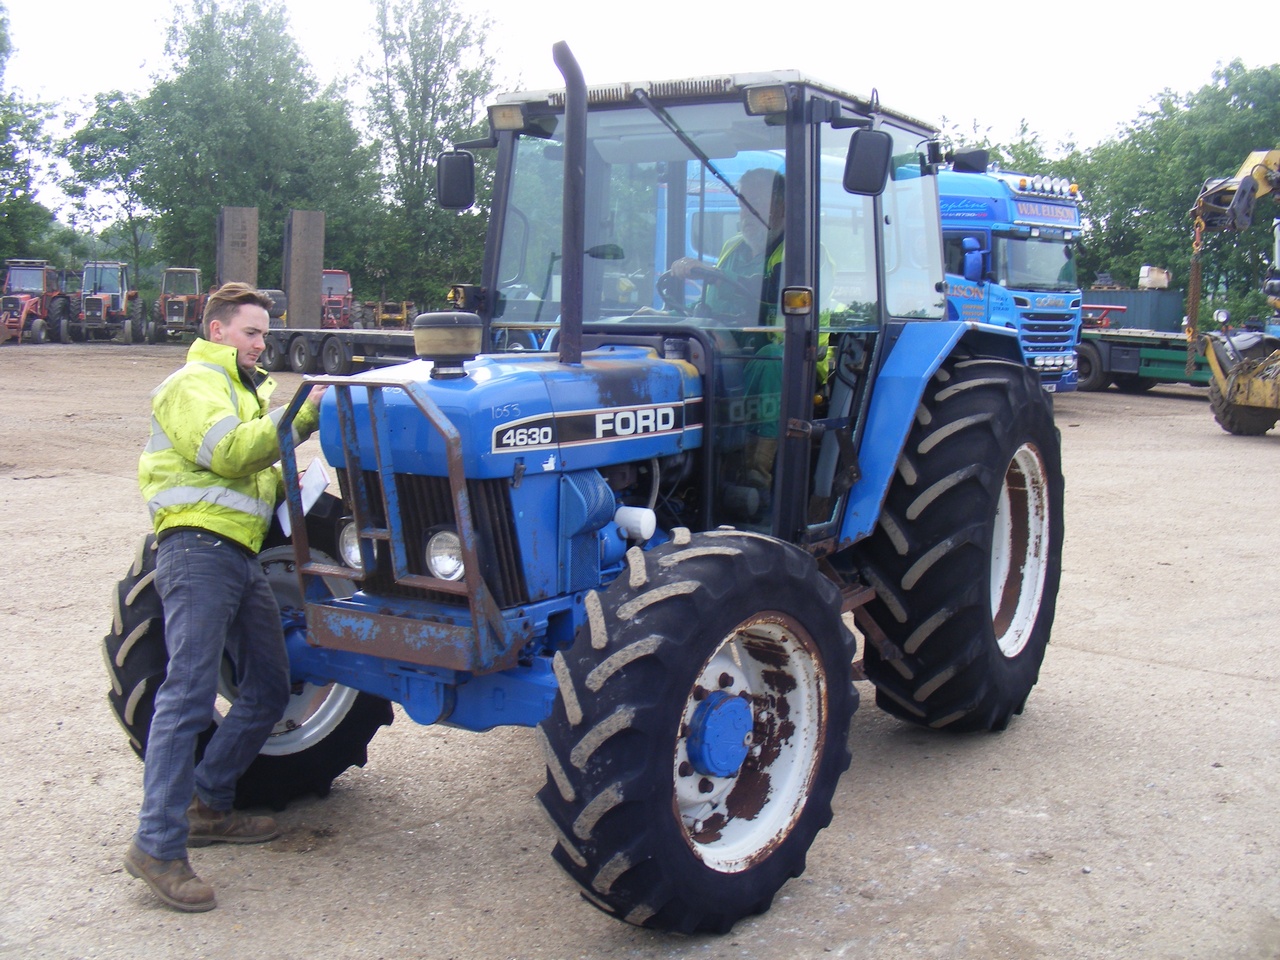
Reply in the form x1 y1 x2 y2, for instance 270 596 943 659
105 46 1064 933
938 155 1083 392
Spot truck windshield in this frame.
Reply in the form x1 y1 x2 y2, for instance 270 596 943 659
994 236 1078 291
5 267 45 293
492 99 788 339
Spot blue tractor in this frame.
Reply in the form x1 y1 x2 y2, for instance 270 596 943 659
105 45 1063 933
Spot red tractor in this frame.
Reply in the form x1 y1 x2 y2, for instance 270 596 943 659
150 267 210 342
71 261 143 343
321 269 355 328
0 259 74 345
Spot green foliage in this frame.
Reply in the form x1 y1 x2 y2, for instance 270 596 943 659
1075 61 1280 324
136 0 378 288
362 0 495 307
0 2 57 260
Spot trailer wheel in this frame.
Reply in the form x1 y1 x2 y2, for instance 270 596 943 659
1207 377 1278 435
289 335 318 374
853 353 1063 732
321 335 353 375
1075 341 1109 391
538 531 857 933
103 534 392 811
259 335 285 371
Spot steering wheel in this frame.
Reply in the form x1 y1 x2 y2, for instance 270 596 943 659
657 263 761 321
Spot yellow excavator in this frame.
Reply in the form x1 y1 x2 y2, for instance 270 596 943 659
1189 150 1280 434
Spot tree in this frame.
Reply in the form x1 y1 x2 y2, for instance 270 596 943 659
58 92 154 277
0 3 56 259
137 1 378 286
363 0 495 306
1074 61 1280 323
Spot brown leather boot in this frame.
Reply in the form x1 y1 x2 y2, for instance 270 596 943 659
187 796 280 847
124 841 216 912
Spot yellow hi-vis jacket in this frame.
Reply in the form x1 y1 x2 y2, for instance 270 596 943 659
138 338 320 555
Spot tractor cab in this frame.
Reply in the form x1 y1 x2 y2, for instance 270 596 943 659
441 74 946 543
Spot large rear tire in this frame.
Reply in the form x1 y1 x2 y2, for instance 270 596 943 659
538 530 857 933
1207 376 1278 435
853 353 1063 732
103 533 392 810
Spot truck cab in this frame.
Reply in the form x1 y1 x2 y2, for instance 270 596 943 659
938 163 1083 391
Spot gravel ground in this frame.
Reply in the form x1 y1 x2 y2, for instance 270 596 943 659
0 343 1277 959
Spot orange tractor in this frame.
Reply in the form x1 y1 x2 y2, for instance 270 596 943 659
0 259 75 345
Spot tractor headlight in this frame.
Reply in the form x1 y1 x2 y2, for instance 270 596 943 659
425 527 465 581
338 519 363 571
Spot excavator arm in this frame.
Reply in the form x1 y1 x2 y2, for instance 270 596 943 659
1192 149 1280 232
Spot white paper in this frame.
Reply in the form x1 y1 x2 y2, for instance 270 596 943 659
278 459 330 537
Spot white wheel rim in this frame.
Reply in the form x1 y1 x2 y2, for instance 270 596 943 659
215 546 359 756
673 614 826 872
990 442 1051 658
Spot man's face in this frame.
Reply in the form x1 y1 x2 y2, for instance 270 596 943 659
738 180 783 253
209 303 269 374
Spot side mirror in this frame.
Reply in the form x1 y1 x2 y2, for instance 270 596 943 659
962 237 984 283
436 150 476 210
843 129 893 197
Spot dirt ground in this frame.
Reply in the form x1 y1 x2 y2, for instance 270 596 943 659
0 342 1277 960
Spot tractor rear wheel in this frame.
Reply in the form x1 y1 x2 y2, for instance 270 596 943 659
853 353 1063 732
1207 377 1278 435
538 530 857 933
103 534 392 810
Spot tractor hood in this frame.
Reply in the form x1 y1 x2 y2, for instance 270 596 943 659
317 343 704 479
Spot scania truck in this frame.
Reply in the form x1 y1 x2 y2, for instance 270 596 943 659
939 154 1083 392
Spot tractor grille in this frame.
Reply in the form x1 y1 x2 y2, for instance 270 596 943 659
342 469 528 609
84 296 107 322
1 296 20 313
1018 312 1077 356
166 300 188 322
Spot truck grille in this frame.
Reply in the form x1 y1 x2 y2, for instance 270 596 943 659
1019 312 1077 355
342 469 528 609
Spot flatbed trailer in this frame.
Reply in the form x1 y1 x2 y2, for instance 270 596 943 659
1076 304 1210 391
261 326 419 375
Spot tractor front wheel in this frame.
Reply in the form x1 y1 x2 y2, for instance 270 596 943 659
103 534 392 810
854 353 1063 732
538 530 857 933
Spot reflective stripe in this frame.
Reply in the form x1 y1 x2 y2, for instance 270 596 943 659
147 485 275 522
196 415 241 469
197 361 236 401
144 416 173 453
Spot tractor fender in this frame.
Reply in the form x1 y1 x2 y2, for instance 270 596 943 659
836 320 1023 549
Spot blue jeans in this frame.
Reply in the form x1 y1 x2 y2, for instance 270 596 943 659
134 530 290 860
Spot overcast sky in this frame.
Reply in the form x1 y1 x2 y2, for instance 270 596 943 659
6 0 1277 207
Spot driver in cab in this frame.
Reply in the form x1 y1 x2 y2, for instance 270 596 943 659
670 166 784 324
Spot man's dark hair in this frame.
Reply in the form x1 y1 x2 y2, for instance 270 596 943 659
202 283 273 337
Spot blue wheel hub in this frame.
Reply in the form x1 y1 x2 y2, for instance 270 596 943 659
687 691 754 778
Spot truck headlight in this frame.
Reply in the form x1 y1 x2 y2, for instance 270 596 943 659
339 519 364 570
425 527 465 581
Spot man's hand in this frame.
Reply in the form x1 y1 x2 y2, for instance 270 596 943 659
305 384 328 409
670 258 722 282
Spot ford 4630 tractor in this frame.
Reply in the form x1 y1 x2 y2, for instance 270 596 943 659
106 45 1062 933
